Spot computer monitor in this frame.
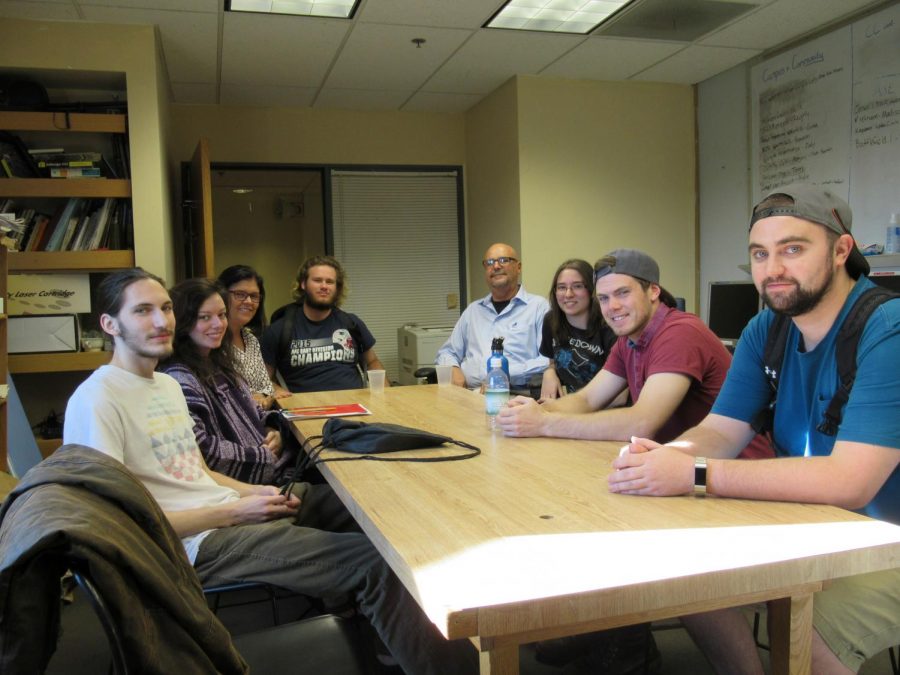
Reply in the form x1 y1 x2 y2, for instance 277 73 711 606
869 273 900 293
707 281 761 345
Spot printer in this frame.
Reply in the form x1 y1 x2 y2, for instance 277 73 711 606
397 324 453 385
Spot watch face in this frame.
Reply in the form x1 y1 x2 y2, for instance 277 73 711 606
694 458 708 493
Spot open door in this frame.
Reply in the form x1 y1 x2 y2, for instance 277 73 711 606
187 138 214 277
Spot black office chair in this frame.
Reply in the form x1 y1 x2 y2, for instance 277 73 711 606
415 367 543 398
414 366 438 384
204 580 282 624
71 562 368 675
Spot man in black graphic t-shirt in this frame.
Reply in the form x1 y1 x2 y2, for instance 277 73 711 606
261 255 387 393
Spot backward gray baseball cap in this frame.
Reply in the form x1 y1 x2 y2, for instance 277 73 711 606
750 183 869 278
594 249 659 284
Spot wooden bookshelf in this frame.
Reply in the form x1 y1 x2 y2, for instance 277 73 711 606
0 111 126 134
10 350 112 374
0 178 131 199
2 109 131 452
10 249 134 272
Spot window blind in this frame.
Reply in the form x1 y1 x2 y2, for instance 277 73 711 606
331 170 462 382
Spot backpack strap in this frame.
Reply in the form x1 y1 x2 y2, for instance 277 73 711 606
750 312 791 438
816 286 899 436
751 286 899 444
278 303 299 367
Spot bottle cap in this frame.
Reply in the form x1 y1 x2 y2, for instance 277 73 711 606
491 337 505 352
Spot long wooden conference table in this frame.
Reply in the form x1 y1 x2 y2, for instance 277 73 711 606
283 384 900 675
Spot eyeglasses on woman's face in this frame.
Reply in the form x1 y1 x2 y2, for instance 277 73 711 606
229 290 261 304
555 282 588 294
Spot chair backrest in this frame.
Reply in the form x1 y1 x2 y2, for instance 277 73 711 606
7 374 44 477
71 566 129 675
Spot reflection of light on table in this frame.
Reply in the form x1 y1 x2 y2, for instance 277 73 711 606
415 520 900 620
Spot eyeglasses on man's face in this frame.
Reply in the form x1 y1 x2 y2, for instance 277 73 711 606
229 290 262 304
555 282 588 294
482 256 518 268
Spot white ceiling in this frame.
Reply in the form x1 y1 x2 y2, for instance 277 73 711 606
0 0 891 113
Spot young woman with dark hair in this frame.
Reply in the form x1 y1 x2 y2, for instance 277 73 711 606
216 264 276 409
158 278 293 485
539 259 617 399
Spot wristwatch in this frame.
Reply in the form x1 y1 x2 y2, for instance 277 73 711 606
694 457 708 495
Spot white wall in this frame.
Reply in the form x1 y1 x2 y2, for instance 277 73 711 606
698 65 753 321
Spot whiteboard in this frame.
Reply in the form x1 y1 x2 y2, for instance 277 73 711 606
751 2 900 249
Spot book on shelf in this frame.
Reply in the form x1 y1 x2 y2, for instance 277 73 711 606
37 152 117 179
8 198 128 252
280 402 372 421
0 131 40 178
44 198 82 252
49 166 103 178
23 214 50 251
36 151 102 166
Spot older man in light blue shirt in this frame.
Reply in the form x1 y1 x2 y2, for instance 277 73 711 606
436 242 549 389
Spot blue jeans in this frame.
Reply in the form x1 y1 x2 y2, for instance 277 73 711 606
193 483 476 675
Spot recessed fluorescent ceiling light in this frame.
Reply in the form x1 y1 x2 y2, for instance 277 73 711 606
486 0 634 34
228 0 359 19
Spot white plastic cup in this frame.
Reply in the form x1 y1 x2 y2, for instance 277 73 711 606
368 369 386 393
435 364 453 386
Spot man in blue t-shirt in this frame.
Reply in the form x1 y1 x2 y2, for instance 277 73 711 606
608 184 899 674
261 255 388 393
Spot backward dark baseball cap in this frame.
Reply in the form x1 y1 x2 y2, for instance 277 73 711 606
594 249 660 284
750 183 869 278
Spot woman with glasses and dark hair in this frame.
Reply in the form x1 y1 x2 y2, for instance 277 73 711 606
159 278 295 485
539 258 617 399
216 264 277 409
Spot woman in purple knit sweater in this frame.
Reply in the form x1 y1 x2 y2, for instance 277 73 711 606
158 278 295 485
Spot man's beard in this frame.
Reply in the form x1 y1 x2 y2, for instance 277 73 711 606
761 254 834 318
306 296 336 311
118 323 173 360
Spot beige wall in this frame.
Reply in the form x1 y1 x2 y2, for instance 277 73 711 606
463 78 522 299
461 76 697 309
516 76 697 308
213 184 325 313
168 105 466 167
168 104 468 294
0 18 174 280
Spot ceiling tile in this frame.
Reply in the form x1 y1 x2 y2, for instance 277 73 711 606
0 0 888 113
402 91 484 113
80 7 219 83
170 82 218 104
221 12 350 87
314 87 412 110
324 23 472 90
596 0 759 42
699 0 886 49
632 43 759 82
0 1 78 20
424 28 583 94
79 0 217 10
541 36 684 80
220 82 318 106
358 0 500 29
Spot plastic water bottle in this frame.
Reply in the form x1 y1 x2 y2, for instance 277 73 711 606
485 338 510 432
485 337 510 379
886 213 900 255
